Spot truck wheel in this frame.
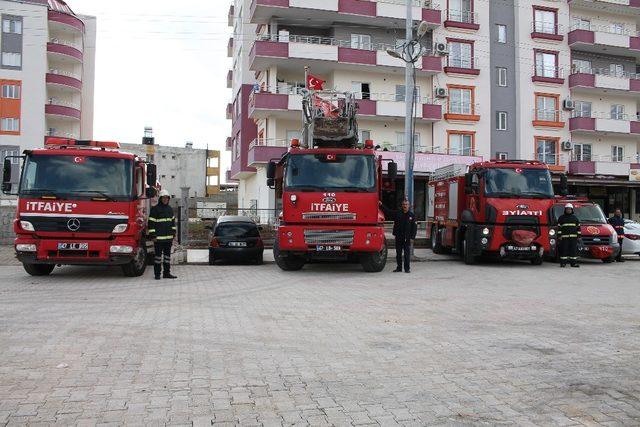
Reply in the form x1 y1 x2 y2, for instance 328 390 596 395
273 240 305 271
530 256 543 266
361 243 388 273
23 263 55 276
463 234 477 265
432 226 444 254
122 245 147 277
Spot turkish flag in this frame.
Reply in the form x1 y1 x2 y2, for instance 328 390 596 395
307 74 325 90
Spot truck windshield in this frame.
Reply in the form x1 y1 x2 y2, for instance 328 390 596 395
552 205 607 224
19 154 134 201
285 154 376 192
484 168 554 198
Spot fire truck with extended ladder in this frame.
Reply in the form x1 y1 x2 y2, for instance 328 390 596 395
427 160 562 265
2 139 158 277
266 83 397 272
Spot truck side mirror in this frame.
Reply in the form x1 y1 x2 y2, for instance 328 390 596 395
267 161 277 180
2 158 12 193
464 173 472 194
146 163 157 187
559 174 568 196
388 162 398 180
267 178 275 188
145 187 157 198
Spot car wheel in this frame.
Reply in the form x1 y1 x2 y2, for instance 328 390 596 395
208 250 216 266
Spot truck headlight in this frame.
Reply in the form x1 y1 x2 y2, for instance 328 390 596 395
112 224 128 234
16 244 37 252
482 227 490 236
549 229 556 237
110 245 133 254
20 221 35 232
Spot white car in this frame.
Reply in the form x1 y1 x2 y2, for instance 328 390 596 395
622 219 640 256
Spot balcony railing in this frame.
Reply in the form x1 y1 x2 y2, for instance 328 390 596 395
571 154 639 162
532 22 564 35
533 109 564 122
49 38 82 50
249 138 291 149
47 98 81 109
376 0 439 7
534 66 565 79
446 102 479 115
571 111 633 120
445 9 477 24
48 68 81 80
570 22 640 37
571 66 640 80
47 130 78 139
446 56 478 69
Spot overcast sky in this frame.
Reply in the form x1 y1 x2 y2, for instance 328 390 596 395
73 1 232 178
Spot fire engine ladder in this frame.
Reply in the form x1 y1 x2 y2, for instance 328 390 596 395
431 164 468 181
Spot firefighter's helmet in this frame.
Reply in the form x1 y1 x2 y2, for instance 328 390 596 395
565 203 574 210
159 190 170 198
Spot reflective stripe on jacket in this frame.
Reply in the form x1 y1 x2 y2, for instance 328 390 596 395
608 216 625 238
557 213 581 239
149 203 176 240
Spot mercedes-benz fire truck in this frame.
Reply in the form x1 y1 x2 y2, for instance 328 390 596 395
2 139 158 277
266 89 397 272
427 160 559 265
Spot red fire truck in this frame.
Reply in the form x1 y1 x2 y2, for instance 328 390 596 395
2 138 158 277
266 89 397 272
427 160 559 265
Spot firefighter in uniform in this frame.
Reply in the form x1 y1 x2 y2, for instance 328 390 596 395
608 208 625 262
380 199 418 273
148 190 178 280
557 203 581 268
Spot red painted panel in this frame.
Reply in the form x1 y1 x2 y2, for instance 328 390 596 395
339 0 376 16
248 145 288 166
569 117 595 132
256 0 289 6
569 161 596 175
253 40 289 58
48 10 84 31
568 72 595 89
568 29 594 45
357 99 376 116
253 93 289 110
47 43 83 61
532 76 564 85
631 121 640 134
631 0 640 7
422 8 441 26
422 56 443 73
46 73 82 90
531 32 564 41
444 66 480 76
444 21 479 31
338 47 376 65
631 36 640 51
45 104 81 120
630 79 640 92
422 104 442 121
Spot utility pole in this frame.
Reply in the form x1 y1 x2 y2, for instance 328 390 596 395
404 1 415 207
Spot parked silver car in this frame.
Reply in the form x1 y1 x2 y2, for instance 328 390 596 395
622 220 640 256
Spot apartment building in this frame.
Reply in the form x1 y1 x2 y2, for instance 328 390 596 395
227 0 640 218
0 0 95 161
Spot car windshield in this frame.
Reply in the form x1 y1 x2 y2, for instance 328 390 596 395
285 154 376 192
19 154 133 201
484 168 554 198
552 205 607 224
215 223 259 238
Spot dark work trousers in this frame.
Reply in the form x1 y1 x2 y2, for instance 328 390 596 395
154 241 172 277
559 237 579 265
616 238 624 262
395 238 411 272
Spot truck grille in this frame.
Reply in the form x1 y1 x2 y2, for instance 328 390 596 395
304 230 355 246
581 236 611 246
22 216 124 233
302 212 357 221
503 216 540 240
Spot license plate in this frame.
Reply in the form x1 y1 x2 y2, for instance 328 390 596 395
316 245 342 252
57 243 88 250
229 242 247 247
506 245 534 252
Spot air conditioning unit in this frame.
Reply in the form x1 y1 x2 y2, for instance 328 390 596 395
561 140 573 151
563 99 575 111
435 87 448 98
434 42 448 55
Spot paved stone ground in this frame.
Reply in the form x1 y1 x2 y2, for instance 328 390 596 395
0 252 639 426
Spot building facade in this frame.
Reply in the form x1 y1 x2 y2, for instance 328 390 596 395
227 0 640 218
0 0 95 159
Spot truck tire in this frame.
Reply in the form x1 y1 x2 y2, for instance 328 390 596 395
23 263 55 276
432 226 445 254
122 245 147 277
273 240 305 271
463 234 477 265
360 243 388 273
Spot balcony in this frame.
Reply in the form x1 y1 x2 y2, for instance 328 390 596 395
250 0 441 29
569 68 640 96
569 158 636 176
249 35 443 76
226 137 233 151
227 70 233 89
444 103 480 122
48 10 84 32
248 89 443 122
532 66 565 85
444 57 480 76
228 37 234 57
532 110 565 128
569 113 640 137
226 103 233 120
45 100 81 121
567 0 640 15
248 138 289 167
568 25 640 59
228 4 234 27
47 40 83 63
531 22 564 42
444 9 479 30
46 71 82 91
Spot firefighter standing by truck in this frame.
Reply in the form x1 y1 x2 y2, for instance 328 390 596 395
148 190 178 280
608 208 625 263
380 199 417 273
557 203 581 268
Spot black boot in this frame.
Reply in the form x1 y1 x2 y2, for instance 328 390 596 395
163 272 177 279
393 268 402 273
571 263 580 268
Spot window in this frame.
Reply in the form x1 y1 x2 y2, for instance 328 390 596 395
395 132 421 151
535 138 558 165
395 85 421 102
496 111 507 130
610 23 625 35
572 18 590 31
497 152 508 160
572 143 592 161
448 40 473 69
2 18 22 34
351 82 371 100
535 94 558 122
535 51 558 78
534 8 557 34
572 59 592 74
350 34 372 50
610 64 624 78
574 101 592 118
612 145 624 162
496 67 507 87
449 0 472 23
448 86 473 115
448 132 474 156
359 130 371 143
1 84 20 99
1 118 20 132
611 104 625 120
1 53 21 67
497 25 507 43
